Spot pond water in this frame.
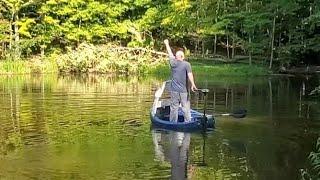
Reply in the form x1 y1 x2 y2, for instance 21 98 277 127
0 74 319 179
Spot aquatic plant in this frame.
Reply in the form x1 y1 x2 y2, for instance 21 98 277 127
301 137 320 179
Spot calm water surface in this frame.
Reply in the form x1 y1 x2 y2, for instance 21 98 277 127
0 74 319 180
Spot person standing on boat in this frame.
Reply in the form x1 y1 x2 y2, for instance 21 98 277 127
164 39 197 122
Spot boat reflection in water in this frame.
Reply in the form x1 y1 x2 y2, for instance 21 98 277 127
152 129 191 180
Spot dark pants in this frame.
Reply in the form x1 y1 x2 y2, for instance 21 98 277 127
170 91 191 122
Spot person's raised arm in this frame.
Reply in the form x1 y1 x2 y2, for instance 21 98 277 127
164 39 174 58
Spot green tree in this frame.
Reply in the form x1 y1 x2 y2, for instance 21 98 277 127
0 0 40 59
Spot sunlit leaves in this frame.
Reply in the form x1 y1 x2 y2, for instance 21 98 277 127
17 18 35 38
133 0 152 6
43 16 58 25
137 7 159 30
0 0 318 66
171 0 192 11
0 19 9 41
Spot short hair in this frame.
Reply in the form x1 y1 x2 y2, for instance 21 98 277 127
176 50 184 59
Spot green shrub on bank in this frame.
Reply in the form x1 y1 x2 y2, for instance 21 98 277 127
0 43 269 76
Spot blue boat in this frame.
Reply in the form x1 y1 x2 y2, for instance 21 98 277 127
150 81 215 132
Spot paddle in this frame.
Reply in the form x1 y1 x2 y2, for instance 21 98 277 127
196 89 247 119
197 88 209 94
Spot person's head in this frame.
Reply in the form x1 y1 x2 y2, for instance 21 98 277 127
175 50 185 61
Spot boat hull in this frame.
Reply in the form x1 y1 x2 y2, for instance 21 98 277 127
150 108 215 132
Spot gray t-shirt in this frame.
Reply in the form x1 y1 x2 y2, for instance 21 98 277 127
169 56 192 93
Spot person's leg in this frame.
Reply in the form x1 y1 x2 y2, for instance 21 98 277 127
170 91 180 122
180 92 191 122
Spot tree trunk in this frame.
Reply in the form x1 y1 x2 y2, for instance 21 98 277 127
231 36 235 59
214 34 217 55
40 45 45 57
78 18 82 46
2 42 5 58
226 35 230 59
14 14 20 43
269 15 276 69
195 41 198 55
248 0 253 65
202 39 205 57
14 13 20 60
9 20 13 50
225 88 228 108
249 34 252 65
214 0 219 55
196 5 200 55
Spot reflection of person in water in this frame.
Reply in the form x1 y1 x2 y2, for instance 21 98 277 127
152 130 191 180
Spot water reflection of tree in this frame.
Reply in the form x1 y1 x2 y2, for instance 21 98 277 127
0 74 162 154
187 134 255 179
151 130 255 179
0 75 57 155
192 76 319 120
188 75 320 179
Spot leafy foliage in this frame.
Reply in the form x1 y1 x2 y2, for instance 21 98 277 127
0 0 319 71
301 137 320 179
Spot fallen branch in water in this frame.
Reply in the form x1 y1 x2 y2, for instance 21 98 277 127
57 43 168 74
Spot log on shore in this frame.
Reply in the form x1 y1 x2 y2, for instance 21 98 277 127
108 46 168 56
279 66 320 75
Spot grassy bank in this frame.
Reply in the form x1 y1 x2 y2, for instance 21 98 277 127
0 43 269 76
0 58 269 76
150 63 270 77
0 43 167 75
0 57 58 75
